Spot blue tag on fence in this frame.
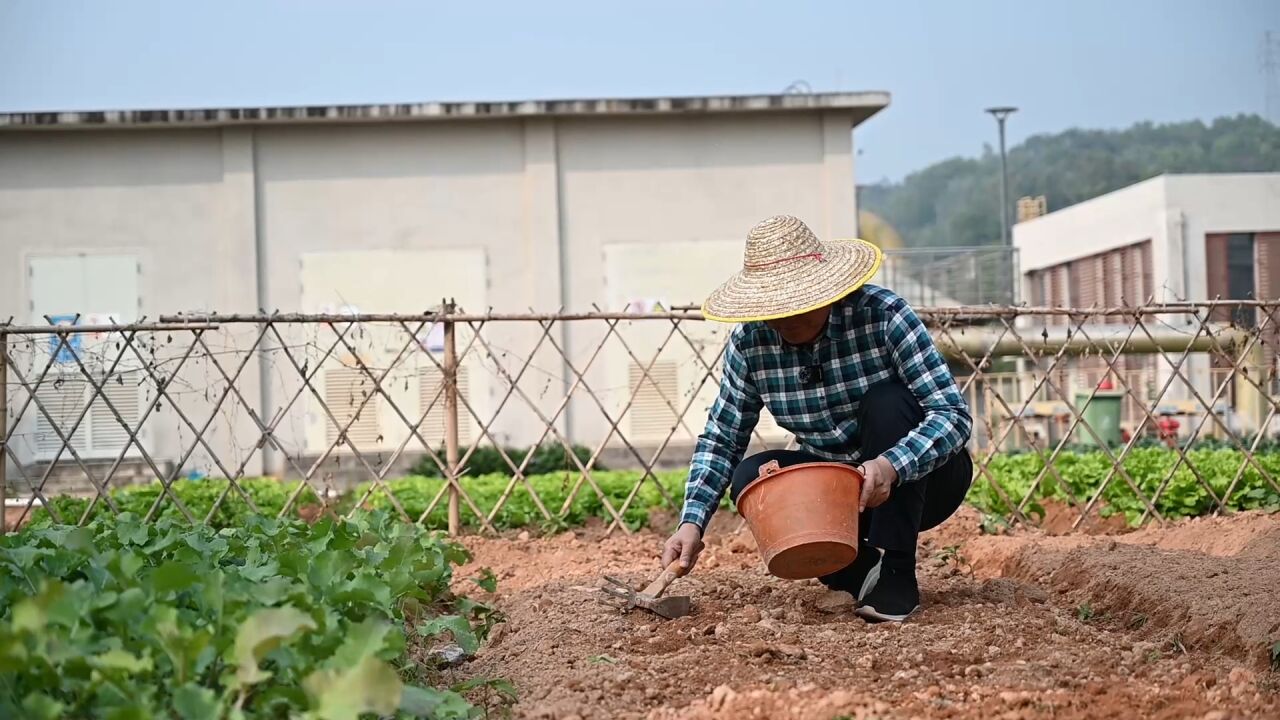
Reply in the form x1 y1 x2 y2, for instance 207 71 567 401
48 314 82 364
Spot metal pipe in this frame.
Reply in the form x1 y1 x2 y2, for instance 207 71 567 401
933 324 1249 359
553 129 575 446
251 131 276 477
984 106 1017 248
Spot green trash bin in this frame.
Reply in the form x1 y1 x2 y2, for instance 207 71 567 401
1075 390 1124 446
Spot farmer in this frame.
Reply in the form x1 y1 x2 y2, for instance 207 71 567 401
660 215 973 622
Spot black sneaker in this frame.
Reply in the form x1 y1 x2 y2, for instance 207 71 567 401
820 545 883 602
855 566 920 623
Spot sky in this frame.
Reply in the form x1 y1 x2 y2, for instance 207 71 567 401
1 0 1276 181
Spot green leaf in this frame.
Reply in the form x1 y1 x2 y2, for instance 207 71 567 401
232 606 316 687
151 561 201 593
452 677 516 702
326 617 394 669
197 569 224 622
472 568 498 593
418 615 479 655
116 551 146 581
116 516 150 546
0 634 29 672
399 686 473 719
11 581 80 632
173 684 221 720
334 574 391 607
106 587 148 626
254 576 297 606
3 544 50 569
304 654 403 720
20 693 65 720
91 648 154 674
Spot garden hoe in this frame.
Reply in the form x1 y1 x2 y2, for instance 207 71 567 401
600 559 691 620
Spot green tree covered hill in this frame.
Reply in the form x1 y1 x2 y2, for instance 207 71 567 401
861 115 1280 249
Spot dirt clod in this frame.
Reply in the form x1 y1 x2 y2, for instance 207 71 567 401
814 590 855 613
708 684 736 710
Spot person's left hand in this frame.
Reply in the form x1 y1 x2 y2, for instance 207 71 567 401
858 456 898 511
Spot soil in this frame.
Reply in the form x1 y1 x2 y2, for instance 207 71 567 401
449 509 1280 719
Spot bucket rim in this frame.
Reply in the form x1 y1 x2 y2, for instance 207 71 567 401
736 461 863 507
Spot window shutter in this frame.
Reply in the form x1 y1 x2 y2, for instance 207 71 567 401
324 367 382 449
35 375 90 457
1255 233 1280 371
417 365 472 446
1257 233 1280 300
1139 241 1154 303
1070 257 1093 309
627 361 680 441
89 373 141 453
1047 264 1071 324
1206 234 1232 322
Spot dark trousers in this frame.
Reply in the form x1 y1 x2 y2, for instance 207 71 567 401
728 381 972 582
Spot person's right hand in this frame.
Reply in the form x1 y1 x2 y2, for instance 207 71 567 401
661 522 705 573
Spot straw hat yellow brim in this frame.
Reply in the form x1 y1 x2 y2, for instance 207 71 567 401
702 238 883 323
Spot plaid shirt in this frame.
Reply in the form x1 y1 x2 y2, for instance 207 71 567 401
681 285 972 530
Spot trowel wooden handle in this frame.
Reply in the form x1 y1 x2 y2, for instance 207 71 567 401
641 559 688 598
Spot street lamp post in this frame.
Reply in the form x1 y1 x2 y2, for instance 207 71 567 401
984 106 1017 248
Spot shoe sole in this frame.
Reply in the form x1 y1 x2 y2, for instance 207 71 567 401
855 603 920 623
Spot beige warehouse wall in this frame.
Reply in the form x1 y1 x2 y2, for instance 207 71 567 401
0 128 265 481
1 110 862 481
0 128 257 317
252 121 541 458
554 112 851 451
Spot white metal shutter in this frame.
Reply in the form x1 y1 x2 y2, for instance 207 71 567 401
417 365 473 446
628 361 680 441
35 375 90 457
324 367 382 449
89 373 142 453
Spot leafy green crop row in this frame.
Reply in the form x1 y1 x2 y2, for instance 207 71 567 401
23 449 1280 534
348 470 693 532
33 478 321 530
969 448 1280 525
408 443 604 479
0 512 504 719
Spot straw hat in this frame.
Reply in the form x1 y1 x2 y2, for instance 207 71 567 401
702 215 883 323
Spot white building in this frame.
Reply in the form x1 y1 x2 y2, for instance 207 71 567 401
1015 173 1280 308
0 92 888 484
1012 173 1280 439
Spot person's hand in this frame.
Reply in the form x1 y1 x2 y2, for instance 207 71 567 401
661 523 706 573
858 456 898 511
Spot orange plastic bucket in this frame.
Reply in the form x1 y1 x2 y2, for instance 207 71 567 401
735 460 862 579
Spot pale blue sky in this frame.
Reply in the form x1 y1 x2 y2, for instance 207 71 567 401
1 0 1276 180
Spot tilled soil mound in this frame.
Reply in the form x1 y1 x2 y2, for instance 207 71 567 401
962 511 1280 668
449 510 1280 719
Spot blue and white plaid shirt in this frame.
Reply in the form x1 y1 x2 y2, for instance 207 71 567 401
681 285 972 530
